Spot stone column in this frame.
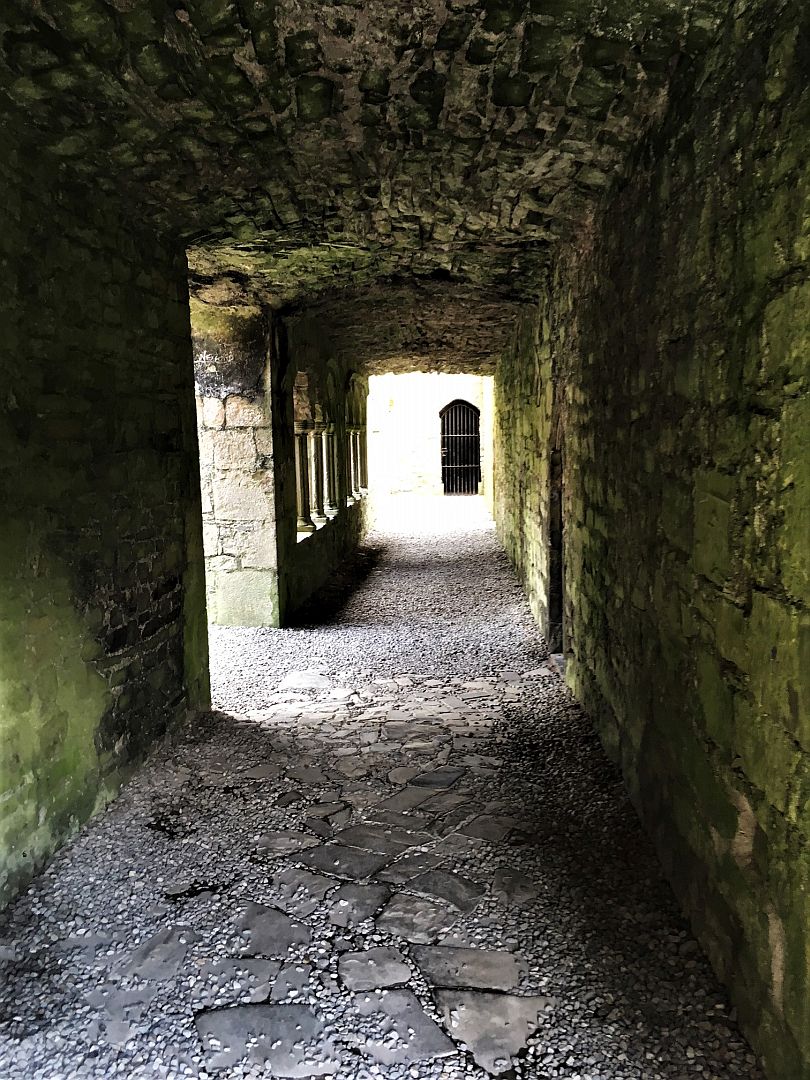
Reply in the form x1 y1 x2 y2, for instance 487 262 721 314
295 430 315 532
324 428 339 517
346 429 357 506
310 428 327 525
359 428 368 491
351 429 363 498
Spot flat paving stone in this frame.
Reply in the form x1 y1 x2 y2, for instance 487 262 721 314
338 946 411 990
273 867 335 916
365 809 436 831
287 765 330 784
491 867 540 906
387 766 421 785
241 764 283 780
119 926 196 981
354 989 455 1065
434 990 555 1075
412 946 525 990
459 814 518 842
327 884 391 927
375 894 457 943
238 902 310 957
411 766 467 789
408 869 486 913
270 962 313 1002
195 1002 341 1073
298 843 392 881
334 824 434 853
257 830 321 855
193 959 281 1007
375 786 435 812
376 850 444 885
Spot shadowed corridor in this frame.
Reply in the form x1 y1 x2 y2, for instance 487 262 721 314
0 503 761 1079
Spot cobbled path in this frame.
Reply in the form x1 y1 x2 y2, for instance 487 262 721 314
0 500 762 1079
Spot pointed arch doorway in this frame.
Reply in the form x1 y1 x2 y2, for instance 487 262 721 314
440 399 481 495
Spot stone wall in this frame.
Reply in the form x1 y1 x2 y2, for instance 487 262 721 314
494 305 557 644
0 128 209 906
495 4 810 1076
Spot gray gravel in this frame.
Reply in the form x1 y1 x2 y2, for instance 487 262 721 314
0 500 763 1079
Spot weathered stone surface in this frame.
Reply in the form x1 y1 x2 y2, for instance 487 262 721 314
195 1003 341 1073
411 766 466 789
338 947 411 991
0 507 765 1080
119 927 197 982
354 989 455 1065
333 824 433 855
298 844 392 881
412 946 525 991
377 851 444 885
375 894 456 944
257 831 321 856
491 868 539 907
434 990 554 1074
408 870 485 914
327 884 391 927
0 128 209 907
0 0 729 318
273 867 335 917
238 902 310 956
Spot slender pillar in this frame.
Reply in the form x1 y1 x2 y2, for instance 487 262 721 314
346 429 356 506
359 428 368 491
295 430 315 532
352 430 362 498
324 428 339 517
310 429 327 524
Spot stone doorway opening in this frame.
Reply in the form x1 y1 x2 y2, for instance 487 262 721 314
366 373 494 529
440 399 481 496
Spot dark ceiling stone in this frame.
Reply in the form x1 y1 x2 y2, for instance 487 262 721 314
1 0 728 312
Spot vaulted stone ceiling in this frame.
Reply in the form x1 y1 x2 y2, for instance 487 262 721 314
2 0 726 310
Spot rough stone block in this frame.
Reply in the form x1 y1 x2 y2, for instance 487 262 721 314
202 397 225 429
213 428 257 468
235 526 277 570
213 473 273 521
207 569 280 627
225 395 268 429
693 471 734 585
779 393 810 601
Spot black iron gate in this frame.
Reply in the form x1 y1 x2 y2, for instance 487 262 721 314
440 400 481 495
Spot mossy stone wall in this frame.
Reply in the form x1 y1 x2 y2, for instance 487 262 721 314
0 129 209 906
495 4 810 1076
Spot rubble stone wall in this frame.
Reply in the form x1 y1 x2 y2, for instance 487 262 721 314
496 4 810 1075
0 128 209 906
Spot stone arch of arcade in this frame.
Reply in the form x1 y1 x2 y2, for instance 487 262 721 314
1 2 808 1075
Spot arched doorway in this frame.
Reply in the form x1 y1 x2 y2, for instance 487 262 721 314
440 399 481 495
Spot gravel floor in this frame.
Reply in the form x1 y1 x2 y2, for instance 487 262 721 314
0 498 762 1080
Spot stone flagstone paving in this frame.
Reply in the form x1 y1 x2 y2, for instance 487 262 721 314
0 501 762 1079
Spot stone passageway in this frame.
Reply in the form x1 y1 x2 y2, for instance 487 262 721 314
0 503 762 1079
